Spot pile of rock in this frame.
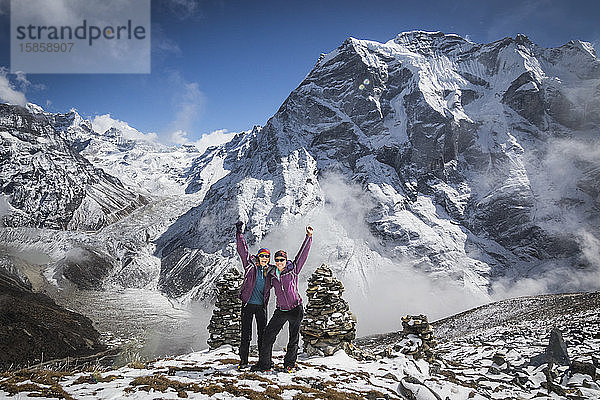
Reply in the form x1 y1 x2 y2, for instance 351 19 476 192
394 315 436 362
300 264 357 356
207 267 243 349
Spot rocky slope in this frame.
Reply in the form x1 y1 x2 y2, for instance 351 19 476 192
358 291 600 399
0 105 245 293
0 260 106 370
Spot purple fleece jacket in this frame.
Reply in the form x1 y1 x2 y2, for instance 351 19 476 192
266 234 312 311
236 232 271 307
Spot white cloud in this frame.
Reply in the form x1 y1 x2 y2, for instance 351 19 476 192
169 128 237 153
580 228 600 269
161 71 208 145
168 129 190 145
0 194 15 221
92 114 158 143
0 68 27 106
13 70 46 91
193 129 237 154
168 71 205 134
11 0 79 26
152 24 182 57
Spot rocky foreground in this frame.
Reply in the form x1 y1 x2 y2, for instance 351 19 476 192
358 291 600 399
0 292 598 399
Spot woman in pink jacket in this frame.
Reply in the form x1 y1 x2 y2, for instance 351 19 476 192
251 225 313 373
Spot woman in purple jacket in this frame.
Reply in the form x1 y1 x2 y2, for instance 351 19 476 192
235 221 273 369
251 225 313 373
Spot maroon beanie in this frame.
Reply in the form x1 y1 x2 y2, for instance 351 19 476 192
274 250 287 259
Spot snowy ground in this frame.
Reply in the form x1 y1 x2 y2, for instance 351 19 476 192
1 293 598 400
0 346 468 400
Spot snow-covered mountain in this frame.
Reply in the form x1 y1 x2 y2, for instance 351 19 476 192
0 103 146 231
155 31 600 303
1 31 599 316
49 109 211 196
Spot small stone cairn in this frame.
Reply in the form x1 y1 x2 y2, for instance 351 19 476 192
395 314 437 362
207 267 243 349
300 264 357 356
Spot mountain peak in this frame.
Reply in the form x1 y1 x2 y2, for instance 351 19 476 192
567 39 598 58
388 30 473 55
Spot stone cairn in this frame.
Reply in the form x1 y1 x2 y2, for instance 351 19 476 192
395 314 437 362
207 267 243 349
300 264 357 356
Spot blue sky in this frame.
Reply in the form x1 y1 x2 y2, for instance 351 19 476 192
0 0 599 144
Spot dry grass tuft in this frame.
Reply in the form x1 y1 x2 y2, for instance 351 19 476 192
127 361 147 369
218 358 241 365
126 374 202 398
200 381 283 399
72 372 121 385
0 370 74 399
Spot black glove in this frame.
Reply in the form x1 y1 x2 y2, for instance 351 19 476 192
235 221 243 233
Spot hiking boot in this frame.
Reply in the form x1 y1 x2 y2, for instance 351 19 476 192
284 365 296 373
237 362 249 370
250 363 271 372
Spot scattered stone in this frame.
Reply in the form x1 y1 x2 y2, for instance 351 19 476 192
570 360 596 380
300 264 357 357
206 268 243 349
492 352 507 367
529 327 570 367
399 374 443 400
489 352 510 374
540 379 566 397
394 315 437 363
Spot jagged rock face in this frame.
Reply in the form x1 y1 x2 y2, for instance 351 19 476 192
157 31 600 301
0 104 146 230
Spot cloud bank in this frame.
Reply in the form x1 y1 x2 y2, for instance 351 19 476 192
0 68 27 106
92 114 159 143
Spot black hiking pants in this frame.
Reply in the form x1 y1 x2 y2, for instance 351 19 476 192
257 304 304 369
239 303 267 364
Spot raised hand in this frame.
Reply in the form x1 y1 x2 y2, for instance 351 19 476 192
306 225 313 237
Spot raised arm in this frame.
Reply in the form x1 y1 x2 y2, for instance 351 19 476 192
235 222 251 270
293 226 313 274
